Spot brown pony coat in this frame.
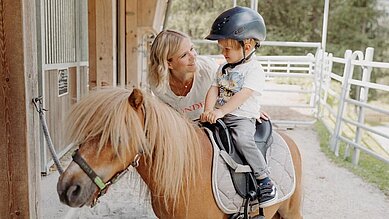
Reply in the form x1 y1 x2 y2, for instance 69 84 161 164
57 88 302 219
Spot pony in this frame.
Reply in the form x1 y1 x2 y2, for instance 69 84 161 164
57 87 302 218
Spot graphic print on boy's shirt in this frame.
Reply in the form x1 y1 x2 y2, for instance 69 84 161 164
216 70 245 106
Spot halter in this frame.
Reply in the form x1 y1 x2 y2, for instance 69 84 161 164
72 149 142 206
71 102 147 207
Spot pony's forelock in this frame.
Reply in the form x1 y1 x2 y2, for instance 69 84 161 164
66 87 147 161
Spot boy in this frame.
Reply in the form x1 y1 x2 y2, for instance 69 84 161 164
200 6 277 207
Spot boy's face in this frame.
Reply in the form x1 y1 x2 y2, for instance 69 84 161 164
218 40 245 64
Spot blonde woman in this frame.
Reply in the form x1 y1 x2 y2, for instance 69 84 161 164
148 29 218 121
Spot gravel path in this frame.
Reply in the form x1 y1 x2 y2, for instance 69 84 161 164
287 127 389 218
42 125 389 219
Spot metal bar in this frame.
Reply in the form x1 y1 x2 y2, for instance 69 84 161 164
265 73 315 78
338 135 389 164
330 72 343 82
264 88 314 93
330 50 353 155
352 60 389 69
272 119 316 126
348 79 389 92
42 62 87 70
321 0 330 51
345 98 389 115
194 39 321 48
261 104 314 108
341 117 389 140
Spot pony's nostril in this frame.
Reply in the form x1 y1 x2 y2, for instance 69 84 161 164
67 184 81 202
59 184 82 206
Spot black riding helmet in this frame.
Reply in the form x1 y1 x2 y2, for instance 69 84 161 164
206 6 266 43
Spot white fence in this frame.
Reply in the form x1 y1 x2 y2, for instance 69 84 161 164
195 40 389 165
319 47 389 165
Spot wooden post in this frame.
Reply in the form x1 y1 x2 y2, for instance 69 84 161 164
125 0 167 88
88 0 97 87
0 0 40 218
125 0 139 88
88 0 117 88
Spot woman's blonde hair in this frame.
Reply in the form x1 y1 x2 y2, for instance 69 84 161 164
148 30 190 92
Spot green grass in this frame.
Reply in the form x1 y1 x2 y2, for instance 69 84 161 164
315 121 389 197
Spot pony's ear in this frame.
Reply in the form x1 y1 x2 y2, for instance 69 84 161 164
129 89 144 110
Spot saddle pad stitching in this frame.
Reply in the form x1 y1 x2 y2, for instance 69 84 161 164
268 132 296 203
204 128 244 214
203 128 296 213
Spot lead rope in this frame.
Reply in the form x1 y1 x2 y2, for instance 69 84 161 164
33 97 64 174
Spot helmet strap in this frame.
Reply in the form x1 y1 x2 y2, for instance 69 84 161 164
221 46 256 75
255 41 261 49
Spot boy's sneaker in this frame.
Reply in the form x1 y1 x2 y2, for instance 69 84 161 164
257 177 278 207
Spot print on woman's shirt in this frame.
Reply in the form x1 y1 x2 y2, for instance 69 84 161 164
181 101 204 113
216 71 245 106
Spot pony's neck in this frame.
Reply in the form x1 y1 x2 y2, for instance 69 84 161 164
139 98 204 212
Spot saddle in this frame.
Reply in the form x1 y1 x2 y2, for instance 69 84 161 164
203 118 273 198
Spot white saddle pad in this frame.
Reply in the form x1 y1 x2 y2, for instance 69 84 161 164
203 128 296 214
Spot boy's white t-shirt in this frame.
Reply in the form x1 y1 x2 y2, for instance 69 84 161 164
152 56 219 120
214 55 265 119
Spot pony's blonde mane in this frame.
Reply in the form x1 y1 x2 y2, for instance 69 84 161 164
66 87 202 211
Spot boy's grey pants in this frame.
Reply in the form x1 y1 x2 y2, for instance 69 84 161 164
223 114 269 178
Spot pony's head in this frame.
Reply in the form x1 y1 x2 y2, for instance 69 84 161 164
57 87 201 209
57 88 147 207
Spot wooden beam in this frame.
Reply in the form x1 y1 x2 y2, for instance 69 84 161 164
124 0 167 88
0 0 40 218
88 0 97 88
125 0 139 87
118 0 126 87
138 0 167 32
88 0 117 88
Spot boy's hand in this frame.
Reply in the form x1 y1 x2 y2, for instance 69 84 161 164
203 109 224 124
257 111 270 123
200 111 210 123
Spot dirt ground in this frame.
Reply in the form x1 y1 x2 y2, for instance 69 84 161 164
42 126 389 219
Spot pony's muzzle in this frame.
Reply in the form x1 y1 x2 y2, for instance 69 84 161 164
57 172 97 207
58 183 82 207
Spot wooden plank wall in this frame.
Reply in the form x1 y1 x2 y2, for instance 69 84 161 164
125 0 139 88
88 0 116 88
0 0 40 218
90 0 167 89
